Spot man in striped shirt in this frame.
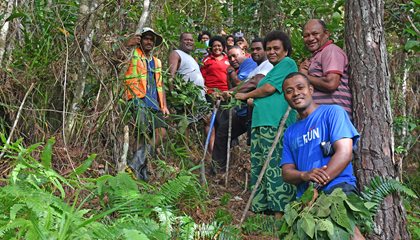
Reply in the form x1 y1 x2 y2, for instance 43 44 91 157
299 19 352 118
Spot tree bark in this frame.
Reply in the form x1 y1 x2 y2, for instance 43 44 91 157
0 0 15 66
345 1 410 239
135 0 150 35
66 0 99 140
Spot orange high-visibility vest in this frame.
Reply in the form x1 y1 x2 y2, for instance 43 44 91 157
124 48 166 110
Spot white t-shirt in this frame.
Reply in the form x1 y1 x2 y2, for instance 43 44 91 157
245 59 273 81
175 50 205 97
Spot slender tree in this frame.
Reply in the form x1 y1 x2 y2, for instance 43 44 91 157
345 1 410 239
0 0 15 66
66 0 99 140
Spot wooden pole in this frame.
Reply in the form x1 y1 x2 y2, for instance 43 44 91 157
224 108 233 187
239 107 291 225
0 83 35 160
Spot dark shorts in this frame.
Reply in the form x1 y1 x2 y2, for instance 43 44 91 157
323 182 359 195
129 103 166 136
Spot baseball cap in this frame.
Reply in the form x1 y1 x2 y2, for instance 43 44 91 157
234 31 245 43
139 27 163 47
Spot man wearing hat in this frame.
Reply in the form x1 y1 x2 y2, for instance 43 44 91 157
124 27 169 180
234 31 250 58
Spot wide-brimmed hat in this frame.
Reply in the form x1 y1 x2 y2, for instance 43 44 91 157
140 27 163 47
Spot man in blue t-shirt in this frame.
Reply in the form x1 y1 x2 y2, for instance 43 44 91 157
280 72 359 198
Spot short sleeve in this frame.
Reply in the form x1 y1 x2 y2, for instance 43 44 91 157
238 58 257 80
259 62 274 76
328 106 360 147
265 58 297 93
281 129 295 166
321 45 348 76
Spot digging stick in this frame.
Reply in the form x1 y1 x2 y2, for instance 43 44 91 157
224 108 233 187
239 107 291 225
0 83 35 160
200 99 221 185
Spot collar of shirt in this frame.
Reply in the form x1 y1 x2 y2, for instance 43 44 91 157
312 40 334 56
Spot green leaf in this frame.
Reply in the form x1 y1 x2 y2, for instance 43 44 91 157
344 194 369 213
279 220 289 235
123 229 150 239
301 213 315 238
296 218 307 239
284 204 299 226
10 204 25 220
178 115 189 134
41 137 55 168
364 202 377 210
69 154 96 177
300 183 314 204
284 231 295 240
405 40 419 51
327 221 352 240
331 201 353 233
5 12 27 22
329 188 347 200
313 194 332 217
317 219 334 236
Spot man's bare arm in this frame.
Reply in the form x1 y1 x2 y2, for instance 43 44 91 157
235 83 276 100
299 59 340 92
306 73 340 92
168 51 180 91
282 164 330 186
323 138 353 182
234 74 265 93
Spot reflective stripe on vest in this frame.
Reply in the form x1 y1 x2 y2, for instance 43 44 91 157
124 48 166 110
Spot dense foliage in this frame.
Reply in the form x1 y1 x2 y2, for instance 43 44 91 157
0 0 418 239
0 136 241 239
279 180 417 239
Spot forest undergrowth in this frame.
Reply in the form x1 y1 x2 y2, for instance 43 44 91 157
0 0 419 239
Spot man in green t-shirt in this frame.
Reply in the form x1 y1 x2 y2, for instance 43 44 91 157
235 31 297 217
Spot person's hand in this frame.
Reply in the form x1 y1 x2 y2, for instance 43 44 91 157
227 66 235 78
301 165 330 186
247 97 254 107
126 35 141 47
211 91 222 100
235 92 247 101
221 91 233 101
299 59 310 74
161 107 170 116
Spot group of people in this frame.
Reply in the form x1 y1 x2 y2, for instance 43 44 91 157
124 19 363 239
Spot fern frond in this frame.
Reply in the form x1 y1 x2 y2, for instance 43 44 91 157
0 218 32 237
361 176 418 214
109 216 167 239
159 175 193 205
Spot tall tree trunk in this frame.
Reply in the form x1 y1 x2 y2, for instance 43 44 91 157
0 0 15 66
345 1 410 239
66 0 99 140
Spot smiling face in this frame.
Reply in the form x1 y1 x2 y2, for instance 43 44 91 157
265 40 288 65
303 20 330 53
180 33 194 53
140 33 156 53
211 40 224 56
251 41 265 64
283 74 314 112
226 36 234 47
228 47 245 69
201 34 210 43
